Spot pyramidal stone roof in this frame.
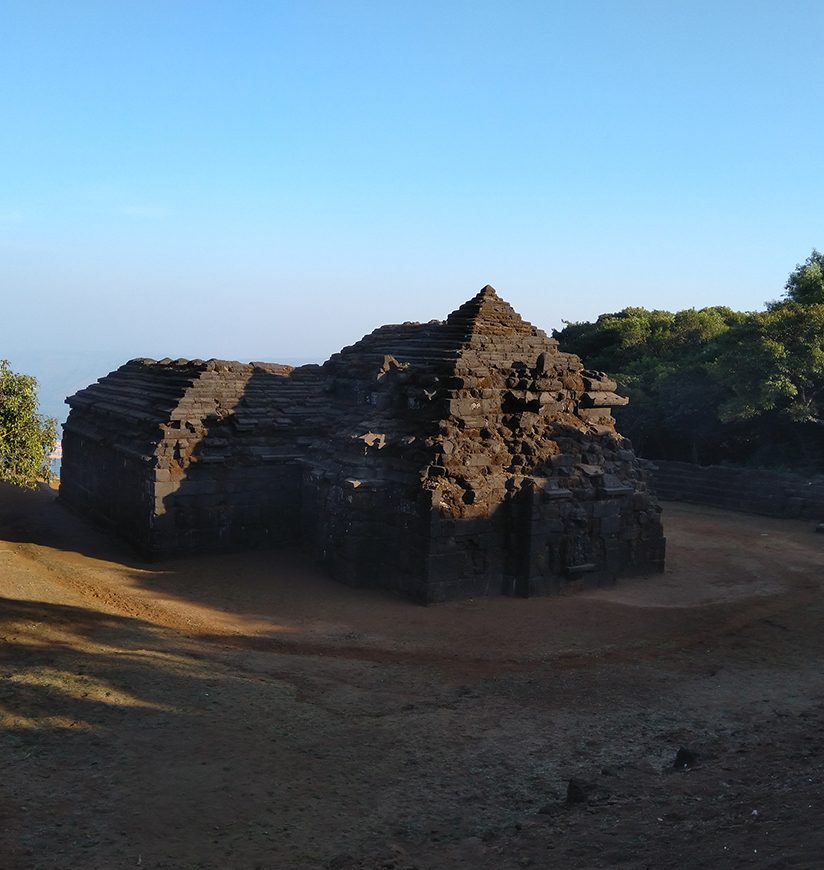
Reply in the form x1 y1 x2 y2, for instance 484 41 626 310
313 285 631 515
324 285 559 386
445 284 548 337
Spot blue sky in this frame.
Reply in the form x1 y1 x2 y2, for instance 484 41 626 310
2 0 823 411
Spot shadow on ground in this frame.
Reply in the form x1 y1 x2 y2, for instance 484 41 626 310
3 482 824 672
3 484 824 869
0 594 281 869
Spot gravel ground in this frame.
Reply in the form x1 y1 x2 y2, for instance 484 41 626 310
1 483 823 869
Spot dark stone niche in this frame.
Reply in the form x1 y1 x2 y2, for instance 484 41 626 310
60 285 665 602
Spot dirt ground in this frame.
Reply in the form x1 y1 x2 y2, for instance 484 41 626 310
1 483 823 869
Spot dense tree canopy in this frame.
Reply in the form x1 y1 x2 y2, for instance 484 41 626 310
714 303 824 425
783 249 824 305
555 252 824 470
0 360 57 488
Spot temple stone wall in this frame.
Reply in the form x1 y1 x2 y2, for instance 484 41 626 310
302 473 430 599
651 459 824 520
60 429 154 552
151 462 304 557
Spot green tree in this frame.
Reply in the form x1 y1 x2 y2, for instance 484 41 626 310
555 306 741 462
0 360 57 488
553 254 824 469
783 249 824 305
714 303 824 425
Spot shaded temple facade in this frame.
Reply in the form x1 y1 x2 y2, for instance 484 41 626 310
61 286 665 602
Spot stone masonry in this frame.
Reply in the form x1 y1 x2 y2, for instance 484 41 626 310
60 286 666 602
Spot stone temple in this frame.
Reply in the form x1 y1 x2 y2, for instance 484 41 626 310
60 286 665 602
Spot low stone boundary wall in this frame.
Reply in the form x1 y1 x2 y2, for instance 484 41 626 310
649 459 824 521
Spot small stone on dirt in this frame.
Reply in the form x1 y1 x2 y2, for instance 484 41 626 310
566 778 593 804
674 748 698 769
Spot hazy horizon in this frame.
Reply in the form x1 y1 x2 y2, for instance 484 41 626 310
3 1 823 418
